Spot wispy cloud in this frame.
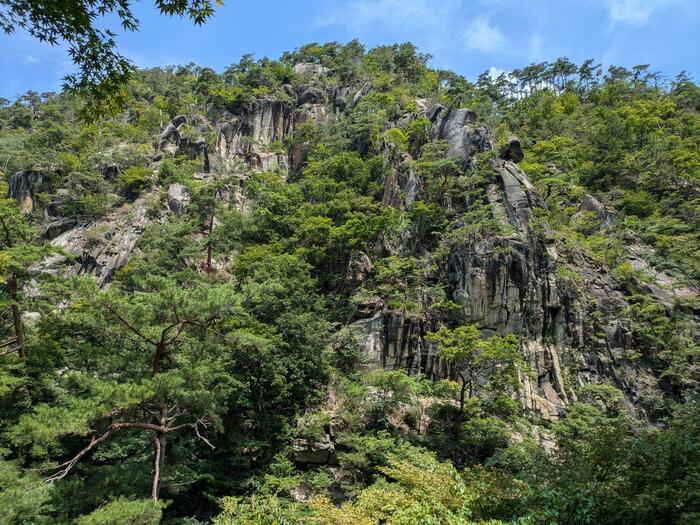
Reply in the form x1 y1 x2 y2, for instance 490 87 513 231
316 0 461 32
601 0 680 26
463 17 508 54
487 66 506 79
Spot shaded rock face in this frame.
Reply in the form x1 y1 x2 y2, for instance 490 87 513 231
500 137 524 163
101 164 120 182
292 434 338 465
10 170 48 214
44 217 77 239
344 251 373 292
214 100 292 174
356 309 444 378
155 115 211 172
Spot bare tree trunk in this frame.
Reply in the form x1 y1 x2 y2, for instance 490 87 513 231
152 432 166 501
9 273 24 358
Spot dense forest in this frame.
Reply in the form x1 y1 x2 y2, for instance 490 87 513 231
0 41 698 524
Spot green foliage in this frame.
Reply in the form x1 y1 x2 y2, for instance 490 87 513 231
75 498 165 525
0 43 698 525
0 460 54 525
0 0 218 120
427 325 522 414
117 166 152 198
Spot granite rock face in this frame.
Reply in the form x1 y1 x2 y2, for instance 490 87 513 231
432 108 494 163
214 100 293 175
156 115 187 157
167 183 191 216
350 107 667 422
43 193 153 286
500 136 525 163
10 170 49 214
574 193 616 229
21 69 681 423
154 115 211 172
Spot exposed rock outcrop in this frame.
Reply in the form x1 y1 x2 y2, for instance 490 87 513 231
10 169 50 214
293 62 329 81
214 100 292 175
345 251 373 292
350 109 668 421
166 183 191 216
42 193 153 286
573 193 616 229
432 108 494 163
500 136 524 163
156 115 187 157
19 70 681 427
292 434 338 465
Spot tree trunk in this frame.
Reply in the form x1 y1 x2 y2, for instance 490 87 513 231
9 273 25 358
205 212 214 273
151 432 166 501
152 341 165 376
458 373 467 421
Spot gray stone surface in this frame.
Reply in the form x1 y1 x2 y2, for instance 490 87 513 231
166 183 191 216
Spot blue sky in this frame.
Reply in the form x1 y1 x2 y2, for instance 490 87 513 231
1 0 699 100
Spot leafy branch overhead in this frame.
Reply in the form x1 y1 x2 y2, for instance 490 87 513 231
0 0 221 120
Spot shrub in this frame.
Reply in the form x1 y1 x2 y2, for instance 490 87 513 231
117 166 152 198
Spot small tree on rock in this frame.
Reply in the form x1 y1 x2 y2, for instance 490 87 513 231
427 324 521 420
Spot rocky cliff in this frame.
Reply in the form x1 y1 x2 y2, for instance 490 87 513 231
16 62 697 425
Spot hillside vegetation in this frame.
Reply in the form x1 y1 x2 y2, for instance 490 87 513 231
0 41 698 524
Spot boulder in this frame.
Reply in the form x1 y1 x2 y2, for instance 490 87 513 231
297 86 326 105
166 183 191 216
156 115 187 157
101 164 120 181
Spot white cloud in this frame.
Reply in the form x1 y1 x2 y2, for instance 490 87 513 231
602 0 680 26
316 0 462 32
487 66 505 79
24 55 40 64
463 16 508 54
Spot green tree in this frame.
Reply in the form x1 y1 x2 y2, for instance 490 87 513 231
427 325 521 420
0 184 51 358
13 276 237 501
